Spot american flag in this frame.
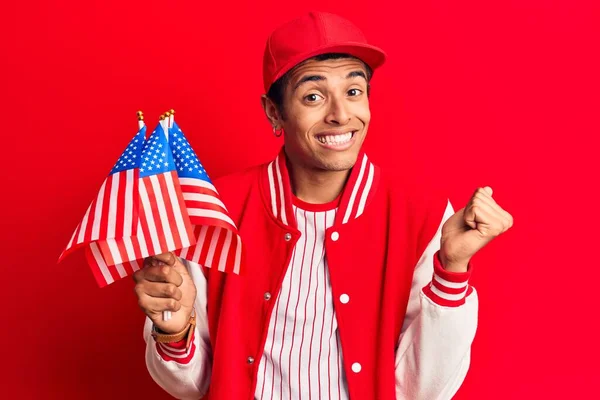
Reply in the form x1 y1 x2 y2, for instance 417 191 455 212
84 123 196 287
59 125 146 285
169 121 243 274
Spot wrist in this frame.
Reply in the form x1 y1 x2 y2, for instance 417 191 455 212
151 310 196 349
155 308 195 334
439 250 470 273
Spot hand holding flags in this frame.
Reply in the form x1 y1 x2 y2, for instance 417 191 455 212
59 110 243 320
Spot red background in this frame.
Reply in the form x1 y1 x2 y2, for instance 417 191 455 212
2 0 599 398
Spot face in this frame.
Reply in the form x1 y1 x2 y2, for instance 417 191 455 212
264 57 371 172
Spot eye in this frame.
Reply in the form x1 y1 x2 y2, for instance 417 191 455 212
304 93 323 103
348 88 363 97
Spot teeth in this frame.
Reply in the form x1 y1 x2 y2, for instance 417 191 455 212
317 132 353 145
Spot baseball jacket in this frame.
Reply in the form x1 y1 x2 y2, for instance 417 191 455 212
143 147 479 399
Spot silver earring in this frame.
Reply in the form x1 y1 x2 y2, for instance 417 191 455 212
273 126 283 137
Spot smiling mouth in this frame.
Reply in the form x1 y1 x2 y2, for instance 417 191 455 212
315 131 356 146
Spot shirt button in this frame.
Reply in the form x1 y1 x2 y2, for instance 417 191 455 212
284 233 292 241
247 356 255 364
331 231 340 241
264 292 272 300
340 294 350 304
351 362 362 373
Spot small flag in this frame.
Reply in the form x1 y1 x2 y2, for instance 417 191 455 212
85 123 197 287
58 125 146 285
169 121 243 274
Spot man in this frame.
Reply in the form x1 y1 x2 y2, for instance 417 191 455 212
133 11 513 400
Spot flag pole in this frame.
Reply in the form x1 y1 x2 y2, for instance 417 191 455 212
158 112 173 322
165 109 175 323
160 112 169 142
168 108 175 129
137 110 145 130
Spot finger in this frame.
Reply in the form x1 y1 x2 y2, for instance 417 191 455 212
136 281 182 301
475 201 512 233
472 192 505 221
472 188 513 228
153 252 177 266
141 264 184 286
137 292 182 315
466 203 505 236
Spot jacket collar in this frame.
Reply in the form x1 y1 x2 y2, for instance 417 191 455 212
260 146 380 229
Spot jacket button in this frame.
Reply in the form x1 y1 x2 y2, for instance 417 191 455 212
247 356 255 364
340 294 350 304
284 233 292 241
331 231 340 241
264 292 272 300
351 362 362 373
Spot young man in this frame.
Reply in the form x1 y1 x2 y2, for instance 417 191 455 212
133 11 513 400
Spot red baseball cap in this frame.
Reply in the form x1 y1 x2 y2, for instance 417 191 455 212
262 11 387 93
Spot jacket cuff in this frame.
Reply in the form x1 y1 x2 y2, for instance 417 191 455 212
155 327 196 364
422 250 473 307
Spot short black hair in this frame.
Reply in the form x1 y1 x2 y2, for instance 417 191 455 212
266 52 374 120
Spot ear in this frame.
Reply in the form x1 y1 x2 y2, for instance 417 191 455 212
261 95 282 129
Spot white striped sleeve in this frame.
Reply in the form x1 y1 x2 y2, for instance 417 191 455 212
395 199 479 400
143 258 212 399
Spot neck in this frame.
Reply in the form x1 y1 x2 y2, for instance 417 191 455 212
286 158 350 204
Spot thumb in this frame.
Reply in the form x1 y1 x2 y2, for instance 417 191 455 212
152 252 189 276
153 251 176 266
464 206 477 229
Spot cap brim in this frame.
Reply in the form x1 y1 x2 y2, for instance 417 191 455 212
269 42 386 91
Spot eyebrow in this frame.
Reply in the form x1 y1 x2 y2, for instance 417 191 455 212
293 70 367 91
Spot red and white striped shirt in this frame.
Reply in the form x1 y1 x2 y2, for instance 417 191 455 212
255 199 348 400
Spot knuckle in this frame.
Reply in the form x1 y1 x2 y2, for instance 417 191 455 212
132 269 143 283
137 297 147 311
143 257 155 267
165 284 176 297
161 265 171 278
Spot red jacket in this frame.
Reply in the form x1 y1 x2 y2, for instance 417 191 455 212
144 148 478 400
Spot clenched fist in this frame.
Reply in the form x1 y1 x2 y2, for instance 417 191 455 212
440 186 514 272
133 252 197 333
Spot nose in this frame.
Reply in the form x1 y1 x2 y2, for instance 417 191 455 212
325 95 351 125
